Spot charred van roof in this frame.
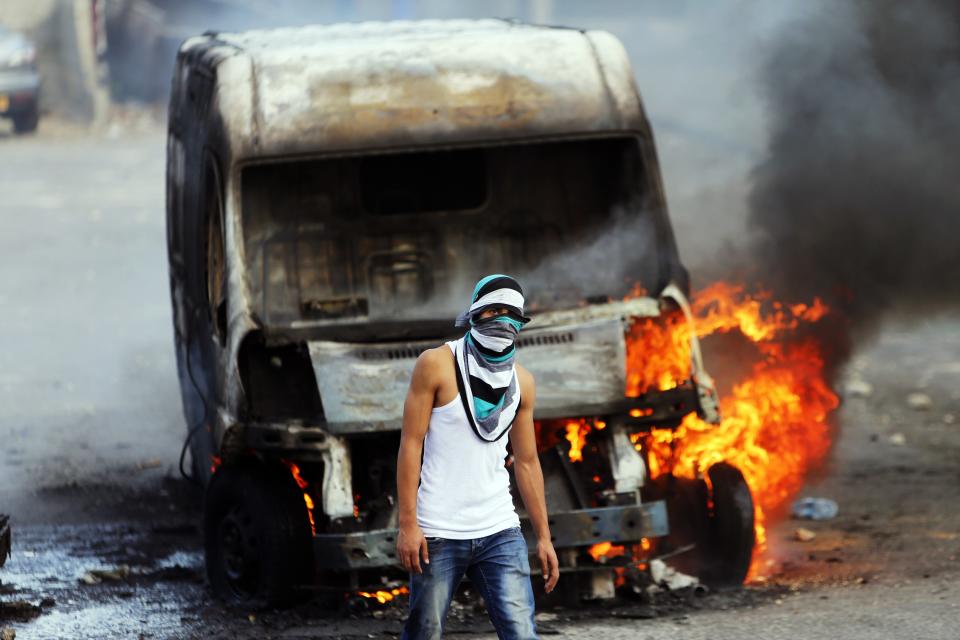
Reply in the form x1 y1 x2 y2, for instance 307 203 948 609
177 19 652 158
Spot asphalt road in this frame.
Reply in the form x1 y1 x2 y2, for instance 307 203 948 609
0 123 182 518
0 123 958 639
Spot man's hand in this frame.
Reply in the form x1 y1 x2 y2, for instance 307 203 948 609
537 538 559 593
397 524 429 574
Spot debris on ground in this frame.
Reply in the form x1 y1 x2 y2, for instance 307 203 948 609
135 459 163 471
794 528 817 542
888 432 907 446
791 497 839 520
0 600 41 622
906 392 932 410
844 377 874 398
80 565 132 585
1 627 14 640
649 559 700 591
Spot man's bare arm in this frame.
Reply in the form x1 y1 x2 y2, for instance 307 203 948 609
510 366 560 593
396 349 440 574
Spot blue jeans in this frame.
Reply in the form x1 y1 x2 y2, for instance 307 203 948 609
401 525 538 640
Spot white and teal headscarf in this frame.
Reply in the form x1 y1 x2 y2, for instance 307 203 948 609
453 275 531 442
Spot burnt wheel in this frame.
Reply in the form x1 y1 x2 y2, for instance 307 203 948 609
204 464 313 608
656 462 755 588
657 475 710 579
700 462 755 587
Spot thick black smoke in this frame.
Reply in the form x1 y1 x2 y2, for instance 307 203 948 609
749 0 960 338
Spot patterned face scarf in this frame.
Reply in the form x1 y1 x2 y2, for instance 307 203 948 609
453 275 531 442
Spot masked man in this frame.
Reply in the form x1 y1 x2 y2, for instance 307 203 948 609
397 274 560 640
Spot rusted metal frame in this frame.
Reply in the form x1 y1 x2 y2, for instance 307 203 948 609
537 502 667 548
240 422 332 456
553 445 592 509
607 384 702 430
237 422 354 519
659 285 721 424
311 502 668 570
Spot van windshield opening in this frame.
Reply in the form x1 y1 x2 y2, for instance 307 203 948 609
240 136 669 327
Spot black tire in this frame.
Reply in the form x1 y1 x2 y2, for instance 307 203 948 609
659 475 710 579
656 463 755 588
204 463 314 608
700 463 755 587
12 107 38 134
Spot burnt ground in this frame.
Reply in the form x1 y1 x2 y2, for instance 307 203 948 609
1 126 959 639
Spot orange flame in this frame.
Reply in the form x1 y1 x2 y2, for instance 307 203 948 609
626 282 839 568
564 419 592 462
282 460 317 535
588 541 625 562
357 586 409 604
587 537 652 563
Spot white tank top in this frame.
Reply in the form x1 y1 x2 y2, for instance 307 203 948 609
416 342 521 539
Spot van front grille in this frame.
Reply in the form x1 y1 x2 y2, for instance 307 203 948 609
351 330 576 361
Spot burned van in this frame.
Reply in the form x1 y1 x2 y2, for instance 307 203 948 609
166 20 754 606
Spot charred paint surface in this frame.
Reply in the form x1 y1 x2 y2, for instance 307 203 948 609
199 20 643 156
308 316 633 431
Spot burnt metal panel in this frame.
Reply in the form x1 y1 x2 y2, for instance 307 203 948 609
197 20 646 159
518 318 627 417
314 528 400 571
307 317 628 432
306 339 427 431
312 501 668 570
611 385 702 430
243 422 331 456
538 502 668 549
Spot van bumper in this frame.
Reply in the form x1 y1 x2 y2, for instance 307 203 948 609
312 501 668 570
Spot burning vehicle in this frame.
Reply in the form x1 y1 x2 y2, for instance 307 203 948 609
165 20 756 606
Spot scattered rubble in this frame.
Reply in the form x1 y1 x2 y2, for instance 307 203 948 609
888 432 907 446
791 497 839 520
135 459 163 471
649 559 700 591
794 528 817 542
844 377 874 398
906 392 932 410
80 565 132 585
1 628 14 640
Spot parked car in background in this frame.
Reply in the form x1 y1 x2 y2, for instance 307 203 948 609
0 24 39 134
